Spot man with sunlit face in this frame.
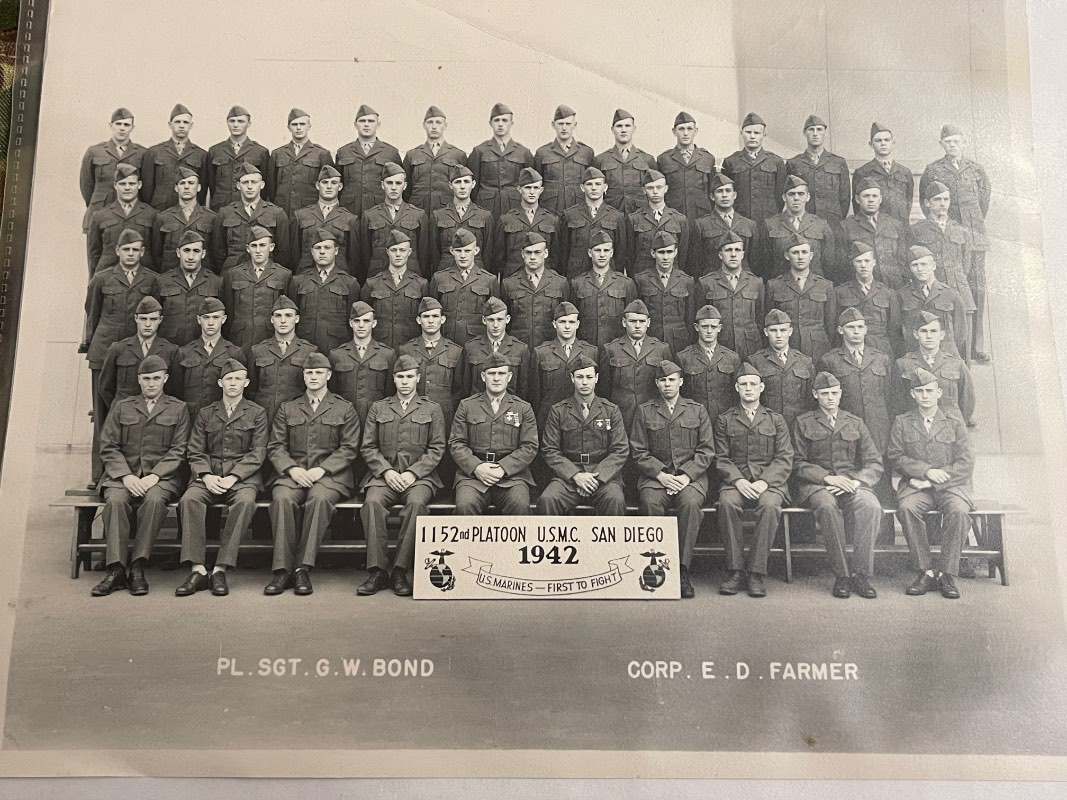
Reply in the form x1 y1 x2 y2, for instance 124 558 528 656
155 230 222 347
721 112 786 224
756 174 837 281
895 312 976 427
895 245 969 358
397 296 465 430
887 367 975 599
676 304 741 425
528 301 599 424
206 105 270 212
430 165 495 272
634 231 697 355
559 166 629 277
786 114 851 226
220 225 294 353
492 167 559 278
212 161 291 271
172 296 245 421
657 111 716 231
288 228 362 354
428 227 497 343
141 104 208 211
568 229 638 349
766 232 837 362
630 360 715 599
792 371 883 599
449 352 539 516
467 102 534 218
462 296 530 398
534 104 595 215
404 105 469 214
327 301 396 428
335 103 402 217
357 162 431 279
693 173 756 275
594 109 655 214
151 166 218 273
834 241 903 358
80 107 147 232
714 362 793 599
358 355 447 598
698 231 765 361
746 308 815 428
360 229 431 350
501 231 569 349
93 355 189 598
87 163 159 274
246 295 319 423
851 122 914 224
841 177 910 290
176 359 268 597
267 108 334 217
598 299 673 430
291 164 358 275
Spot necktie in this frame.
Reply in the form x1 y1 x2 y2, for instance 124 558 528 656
526 208 536 224
728 274 738 290
491 398 501 415
596 272 605 287
854 349 862 366
499 140 507 154
746 408 756 422
923 285 930 298
827 415 836 429
861 284 869 296
563 343 572 359
938 219 946 232
204 340 214 355
633 340 641 357
116 143 127 157
186 272 196 287
400 399 409 413
924 417 933 434
620 148 629 160
529 272 540 288
310 396 319 412
660 272 670 288
778 351 787 365
254 266 263 280
320 270 329 284
581 403 590 419
174 142 185 155
356 344 366 359
431 142 440 157
682 149 691 164
182 206 193 222
226 404 235 418
125 270 135 286
232 141 241 155
459 269 470 283
278 340 288 355
362 141 371 155
924 354 935 368
426 340 435 352
141 339 150 357
653 208 662 222
491 340 500 354
389 206 397 221
792 216 801 231
393 270 403 287
121 203 133 217
245 205 255 218
145 399 155 414
589 205 598 218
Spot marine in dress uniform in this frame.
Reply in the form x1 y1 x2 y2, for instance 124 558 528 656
895 312 976 426
290 164 359 275
594 109 655 214
264 352 362 596
151 166 218 273
852 122 914 225
756 174 839 281
356 162 431 280
598 299 674 430
289 228 362 354
468 102 535 218
79 107 146 232
171 297 246 421
500 232 569 348
212 161 291 271
714 363 793 598
205 105 270 212
156 231 222 346
266 108 334 217
427 228 497 344
397 297 465 430
334 104 402 217
140 104 208 211
557 167 629 277
841 177 910 289
403 105 468 214
887 367 975 598
721 112 787 227
534 104 595 216
449 353 539 515
791 372 883 598
677 304 742 425
627 169 690 275
786 115 852 227
658 111 716 229
175 359 268 597
92 355 189 597
920 125 992 362
360 230 430 350
630 360 716 599
567 229 638 348
87 163 159 274
429 165 495 272
98 297 179 425
633 231 697 355
896 245 969 358
698 231 765 361
327 301 397 424
461 297 530 398
528 302 599 424
765 233 837 362
692 173 757 275
537 354 629 516
491 167 559 277
834 241 904 357
246 295 319 423
747 309 816 428
357 355 447 597
221 225 294 354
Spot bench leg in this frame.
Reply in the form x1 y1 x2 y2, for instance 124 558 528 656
72 507 95 579
989 515 1008 586
782 514 793 583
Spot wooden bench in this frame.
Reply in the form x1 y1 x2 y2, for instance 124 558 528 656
51 489 1021 586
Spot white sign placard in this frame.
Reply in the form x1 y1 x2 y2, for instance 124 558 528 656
414 516 681 600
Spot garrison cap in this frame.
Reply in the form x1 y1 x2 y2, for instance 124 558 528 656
718 230 744 250
449 164 475 182
349 300 374 319
355 104 378 119
424 105 446 121
803 114 828 130
940 124 964 139
849 240 874 259
785 232 811 251
392 354 421 374
673 111 696 127
313 228 337 245
812 371 840 390
287 107 310 123
854 176 881 194
553 301 579 320
135 296 162 315
174 166 199 182
710 173 735 190
623 299 650 317
870 121 891 139
197 297 226 315
235 161 262 178
741 112 765 128
219 358 247 378
784 174 808 191
489 102 513 118
272 295 298 312
695 304 722 321
111 107 134 123
114 163 140 181
226 105 251 119
247 225 273 243
553 104 576 121
912 310 942 329
910 367 939 388
909 245 935 262
116 228 144 247
838 307 865 326
137 355 169 375
582 166 606 183
450 228 477 249
521 232 548 249
483 352 512 371
923 180 951 201
417 296 443 314
588 229 613 247
169 103 192 121
764 308 792 327
651 231 677 250
642 168 666 185
317 164 341 181
736 362 762 380
569 353 597 373
517 167 543 186
482 297 508 317
303 352 332 370
177 230 205 247
380 161 405 178
612 108 635 124
386 229 411 247
655 359 682 379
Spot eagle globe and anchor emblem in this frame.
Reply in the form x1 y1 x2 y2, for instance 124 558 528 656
425 549 456 591
639 550 670 592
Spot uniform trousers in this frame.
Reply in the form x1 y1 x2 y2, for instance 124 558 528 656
804 487 882 577
91 369 104 483
455 483 530 515
537 478 627 516
897 489 971 577
360 484 434 572
638 485 704 568
178 484 258 568
969 251 987 354
103 484 179 567
269 483 345 572
717 487 784 576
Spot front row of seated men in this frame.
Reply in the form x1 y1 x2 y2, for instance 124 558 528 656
92 340 974 602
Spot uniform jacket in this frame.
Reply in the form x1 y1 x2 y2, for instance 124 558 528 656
594 145 656 214
817 346 895 451
360 269 430 350
534 139 595 214
786 150 852 223
528 338 600 422
692 209 757 275
920 156 991 248
334 138 403 216
461 335 530 399
895 350 975 423
430 202 495 272
268 390 362 494
98 335 180 412
721 148 787 224
140 139 209 210
627 206 690 275
713 404 793 498
633 268 698 356
910 218 976 311
82 266 160 369
327 339 397 423
887 408 974 505
491 206 558 277
468 138 535 217
766 271 837 363
677 343 742 425
87 200 159 275
156 268 223 346
449 392 539 490
598 335 673 428
630 397 716 497
698 269 765 361
360 394 446 491
791 410 883 504
541 395 628 483
289 267 362 354
397 336 465 422
79 139 147 230
187 397 268 491
247 336 318 422
896 280 968 357
428 265 497 343
356 201 431 279
568 269 637 348
267 141 335 216
172 337 246 420
657 145 717 223
206 138 270 211
151 204 218 274
501 267 570 348
840 213 910 289
212 199 291 271
98 393 189 493
747 347 816 427
221 261 294 353
757 212 838 282
852 159 915 224
834 280 903 357
403 141 468 214
558 202 629 277
290 203 358 275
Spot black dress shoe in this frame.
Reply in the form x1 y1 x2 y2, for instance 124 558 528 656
90 566 127 597
906 572 938 596
356 568 391 596
175 572 210 597
832 576 852 598
210 572 229 596
957 557 976 579
392 568 413 597
719 570 745 595
939 572 961 599
746 573 766 598
263 571 293 595
973 351 991 364
128 564 149 596
679 565 695 599
293 568 313 596
851 573 877 599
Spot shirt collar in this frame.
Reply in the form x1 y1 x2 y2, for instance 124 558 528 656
306 388 328 403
